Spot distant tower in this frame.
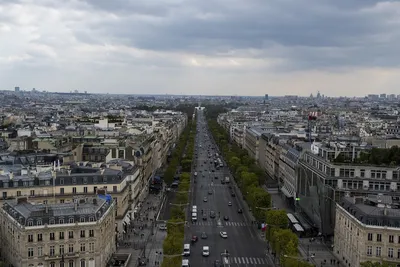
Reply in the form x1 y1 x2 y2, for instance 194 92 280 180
265 94 269 101
317 91 321 99
307 111 318 142
15 86 20 92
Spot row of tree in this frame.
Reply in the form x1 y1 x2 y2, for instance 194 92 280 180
161 118 197 267
164 119 194 185
207 118 313 267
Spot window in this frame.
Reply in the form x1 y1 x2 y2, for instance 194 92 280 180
50 262 55 267
68 244 74 253
60 262 65 267
28 234 33 242
28 247 34 257
37 220 42 226
367 246 372 256
60 199 65 203
49 245 55 256
397 248 400 259
59 244 65 255
389 248 394 258
69 260 74 267
37 233 43 241
376 247 382 257
80 217 85 223
68 231 74 239
80 230 85 238
69 217 74 223
89 242 94 252
80 243 86 252
30 190 35 196
60 188 64 195
59 218 65 224
89 230 94 237
80 260 86 267
28 220 33 226
84 187 88 193
72 177 77 184
89 217 95 222
59 232 65 240
377 234 382 242
17 191 21 196
389 235 394 243
50 232 55 241
60 178 64 185
113 186 117 192
38 246 43 256
49 218 55 225
83 177 88 184
72 187 77 194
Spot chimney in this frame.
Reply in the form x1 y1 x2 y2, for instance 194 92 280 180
67 170 71 176
100 168 105 175
45 204 49 214
9 171 14 180
74 202 78 211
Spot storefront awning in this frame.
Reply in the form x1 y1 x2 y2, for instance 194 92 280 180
280 186 293 198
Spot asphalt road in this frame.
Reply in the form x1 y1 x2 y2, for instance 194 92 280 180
184 110 272 267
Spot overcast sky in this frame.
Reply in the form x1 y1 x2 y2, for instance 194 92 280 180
1 0 400 96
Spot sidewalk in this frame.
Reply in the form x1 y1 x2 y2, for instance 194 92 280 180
117 191 166 267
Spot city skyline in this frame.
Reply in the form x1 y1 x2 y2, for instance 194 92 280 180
1 0 400 96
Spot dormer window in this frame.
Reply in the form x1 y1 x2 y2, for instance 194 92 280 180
27 220 33 226
80 217 85 223
83 177 88 184
49 218 55 225
72 177 77 184
89 217 95 222
69 218 74 224
37 220 42 226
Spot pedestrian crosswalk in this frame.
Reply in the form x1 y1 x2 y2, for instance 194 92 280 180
201 257 267 265
192 221 250 226
231 257 266 265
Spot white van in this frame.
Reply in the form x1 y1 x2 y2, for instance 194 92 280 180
192 205 197 213
192 212 197 221
183 244 190 256
202 246 210 257
182 259 190 267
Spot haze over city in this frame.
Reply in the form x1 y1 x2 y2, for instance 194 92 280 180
1 0 400 96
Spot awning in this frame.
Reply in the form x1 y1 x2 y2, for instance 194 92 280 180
280 186 293 198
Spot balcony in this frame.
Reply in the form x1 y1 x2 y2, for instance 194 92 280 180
44 253 80 261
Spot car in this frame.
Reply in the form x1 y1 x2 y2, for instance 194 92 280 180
223 216 229 221
221 180 225 184
220 231 228 238
202 246 210 257
158 224 167 231
201 232 208 239
209 211 216 218
231 192 236 197
238 208 243 214
228 202 232 206
217 219 223 227
214 176 218 179
191 235 198 243
211 169 215 172
203 197 208 202
208 190 213 195
202 214 207 220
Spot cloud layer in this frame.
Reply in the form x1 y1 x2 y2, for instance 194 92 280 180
1 0 400 96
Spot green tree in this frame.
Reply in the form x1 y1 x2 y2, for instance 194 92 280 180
229 156 241 172
163 233 183 255
171 206 185 220
181 159 192 172
247 188 271 221
270 229 298 260
161 257 182 267
265 209 288 241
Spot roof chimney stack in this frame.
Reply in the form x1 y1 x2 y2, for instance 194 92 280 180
74 202 78 211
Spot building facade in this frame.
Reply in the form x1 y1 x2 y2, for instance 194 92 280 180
334 196 400 267
0 196 116 267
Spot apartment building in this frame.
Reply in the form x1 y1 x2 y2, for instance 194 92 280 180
278 144 301 209
297 142 400 237
0 196 115 267
0 164 139 234
334 195 400 267
244 127 264 161
258 133 282 181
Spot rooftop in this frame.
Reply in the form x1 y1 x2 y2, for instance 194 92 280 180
2 195 113 226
